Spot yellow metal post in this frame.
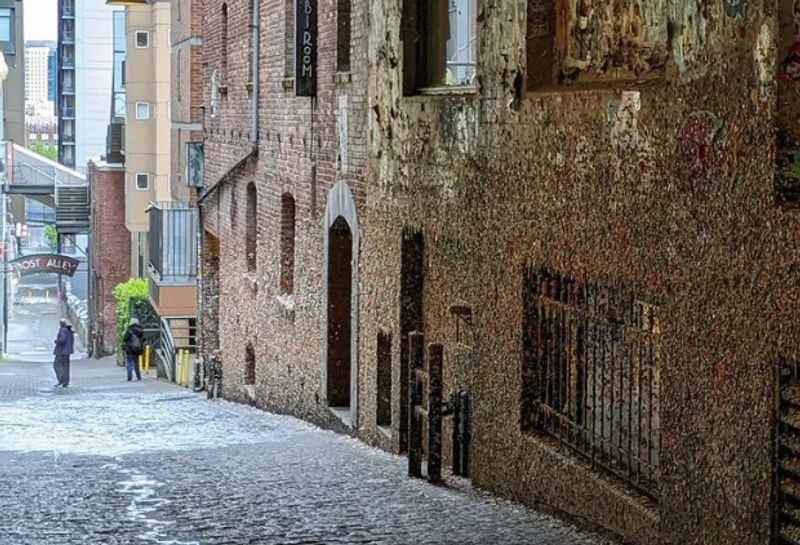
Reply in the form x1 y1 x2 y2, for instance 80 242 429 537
138 354 143 374
183 351 190 386
144 345 151 373
176 350 183 385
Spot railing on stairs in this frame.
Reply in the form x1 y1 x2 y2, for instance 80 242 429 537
155 316 198 386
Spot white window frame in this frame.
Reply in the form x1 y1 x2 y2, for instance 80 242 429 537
135 173 150 191
135 102 151 120
135 30 149 48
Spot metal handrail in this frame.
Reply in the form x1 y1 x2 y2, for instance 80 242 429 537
159 316 177 382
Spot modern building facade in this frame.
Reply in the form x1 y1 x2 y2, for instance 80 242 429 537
57 0 122 172
24 40 55 107
0 0 25 143
105 0 171 280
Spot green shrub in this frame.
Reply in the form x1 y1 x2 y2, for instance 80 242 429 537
43 225 57 251
112 278 149 360
28 142 58 161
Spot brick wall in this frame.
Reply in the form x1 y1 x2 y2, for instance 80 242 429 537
199 0 368 429
88 161 130 357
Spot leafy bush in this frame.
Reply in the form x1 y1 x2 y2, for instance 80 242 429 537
28 142 58 161
112 278 149 359
43 225 57 251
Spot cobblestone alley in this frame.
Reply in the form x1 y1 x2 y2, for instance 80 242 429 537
0 311 614 545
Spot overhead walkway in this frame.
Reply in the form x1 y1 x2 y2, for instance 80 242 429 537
0 142 90 234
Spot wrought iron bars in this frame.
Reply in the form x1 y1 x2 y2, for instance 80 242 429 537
522 267 661 500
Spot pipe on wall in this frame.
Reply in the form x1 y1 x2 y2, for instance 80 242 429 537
251 0 260 144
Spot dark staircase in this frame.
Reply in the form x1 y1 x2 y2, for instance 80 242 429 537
55 186 90 234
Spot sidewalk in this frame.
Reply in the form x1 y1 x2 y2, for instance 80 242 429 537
0 354 174 402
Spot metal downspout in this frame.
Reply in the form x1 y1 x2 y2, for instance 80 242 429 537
251 0 260 145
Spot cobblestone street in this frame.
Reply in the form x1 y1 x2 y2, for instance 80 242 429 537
0 311 613 545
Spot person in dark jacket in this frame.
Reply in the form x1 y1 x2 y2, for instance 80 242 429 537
122 318 145 381
53 319 75 388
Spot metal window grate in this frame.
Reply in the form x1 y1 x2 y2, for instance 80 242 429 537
522 267 661 499
775 358 800 544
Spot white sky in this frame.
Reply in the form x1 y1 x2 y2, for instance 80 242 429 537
24 0 58 43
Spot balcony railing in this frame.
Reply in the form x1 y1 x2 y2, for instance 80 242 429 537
148 202 198 283
61 106 74 119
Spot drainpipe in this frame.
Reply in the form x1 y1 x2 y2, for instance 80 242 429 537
251 0 260 145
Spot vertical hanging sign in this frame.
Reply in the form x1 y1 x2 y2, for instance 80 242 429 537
295 0 317 96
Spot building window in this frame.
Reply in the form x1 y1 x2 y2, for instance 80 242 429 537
135 173 150 191
337 0 351 72
0 8 13 46
229 184 238 228
135 30 149 48
210 70 219 117
280 193 295 294
401 0 477 95
521 267 661 499
376 330 392 428
245 343 256 385
135 102 151 120
176 49 182 102
248 0 255 84
525 1 667 89
221 3 228 81
246 182 257 273
285 0 294 77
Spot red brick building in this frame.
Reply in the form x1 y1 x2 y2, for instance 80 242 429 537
198 0 368 428
88 160 130 357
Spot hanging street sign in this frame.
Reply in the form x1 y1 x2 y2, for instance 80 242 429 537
295 0 317 97
9 254 80 277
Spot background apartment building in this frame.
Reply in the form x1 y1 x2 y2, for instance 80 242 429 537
57 0 122 172
0 0 24 143
106 0 171 279
24 41 55 109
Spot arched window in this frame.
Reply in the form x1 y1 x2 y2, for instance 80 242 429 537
229 184 238 230
244 343 255 385
246 182 258 272
280 193 295 294
248 0 256 84
337 0 351 72
221 3 228 81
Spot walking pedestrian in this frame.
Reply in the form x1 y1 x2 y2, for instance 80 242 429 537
53 318 75 388
122 318 145 381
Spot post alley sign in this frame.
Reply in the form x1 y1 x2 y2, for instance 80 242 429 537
10 254 80 277
295 0 317 97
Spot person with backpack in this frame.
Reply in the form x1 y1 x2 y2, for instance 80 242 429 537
123 318 145 381
53 318 75 387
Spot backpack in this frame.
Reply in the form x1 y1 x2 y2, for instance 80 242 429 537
127 330 144 355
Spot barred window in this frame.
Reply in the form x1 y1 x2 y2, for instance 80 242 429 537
337 0 351 72
521 267 661 498
280 193 295 294
245 343 256 385
246 183 258 273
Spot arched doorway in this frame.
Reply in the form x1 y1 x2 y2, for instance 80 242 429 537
327 216 352 408
321 181 360 427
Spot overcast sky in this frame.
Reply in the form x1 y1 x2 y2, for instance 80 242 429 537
24 0 57 42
